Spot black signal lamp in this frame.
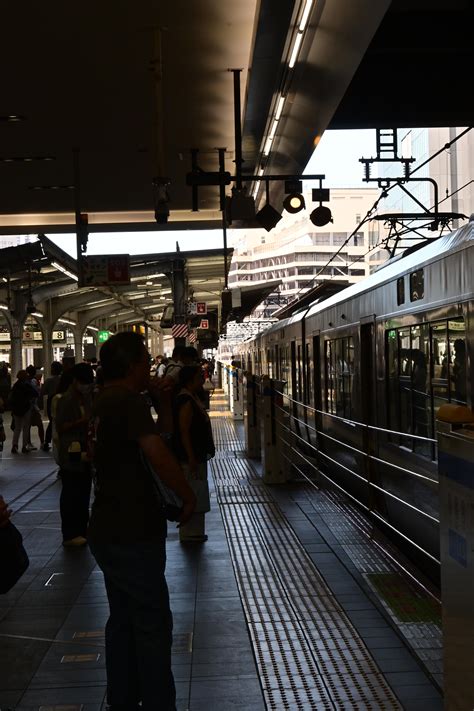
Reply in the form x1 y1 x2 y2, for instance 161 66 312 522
310 205 333 227
256 203 282 232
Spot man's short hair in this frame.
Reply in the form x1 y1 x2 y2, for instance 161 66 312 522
100 332 146 381
72 363 95 385
171 345 187 361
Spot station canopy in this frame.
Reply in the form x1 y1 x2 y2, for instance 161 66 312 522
0 236 233 337
0 0 470 234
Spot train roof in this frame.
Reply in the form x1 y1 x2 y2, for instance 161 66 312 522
304 219 474 320
247 220 474 342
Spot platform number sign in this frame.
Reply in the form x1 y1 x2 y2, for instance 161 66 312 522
98 330 110 343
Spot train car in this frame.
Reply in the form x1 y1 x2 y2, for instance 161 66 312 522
239 219 473 582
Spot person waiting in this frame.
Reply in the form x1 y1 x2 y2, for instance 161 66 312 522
87 331 195 711
9 370 36 453
55 363 94 547
173 365 215 543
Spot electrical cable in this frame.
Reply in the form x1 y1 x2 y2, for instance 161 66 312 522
288 127 473 302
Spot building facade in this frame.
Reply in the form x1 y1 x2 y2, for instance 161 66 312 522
229 188 384 317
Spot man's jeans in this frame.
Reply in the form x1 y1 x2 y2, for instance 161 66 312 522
89 538 176 710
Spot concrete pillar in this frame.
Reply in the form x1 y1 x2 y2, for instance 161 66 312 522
41 326 53 370
10 320 22 375
73 328 83 361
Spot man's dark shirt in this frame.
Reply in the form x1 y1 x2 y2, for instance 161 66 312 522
88 385 166 544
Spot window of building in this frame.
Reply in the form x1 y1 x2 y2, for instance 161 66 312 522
350 269 365 277
332 233 347 246
325 336 354 419
352 232 364 247
297 266 314 275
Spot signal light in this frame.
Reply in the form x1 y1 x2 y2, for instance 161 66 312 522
283 193 305 214
310 205 333 227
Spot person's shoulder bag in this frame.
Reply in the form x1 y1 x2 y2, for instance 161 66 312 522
0 521 29 594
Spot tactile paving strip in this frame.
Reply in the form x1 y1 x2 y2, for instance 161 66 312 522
210 418 402 710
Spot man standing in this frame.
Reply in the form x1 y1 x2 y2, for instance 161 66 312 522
88 332 195 711
55 363 95 546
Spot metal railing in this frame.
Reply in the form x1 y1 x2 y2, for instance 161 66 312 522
267 381 440 566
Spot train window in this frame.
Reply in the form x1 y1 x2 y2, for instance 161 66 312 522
325 336 354 419
386 317 467 459
409 270 424 301
397 277 405 305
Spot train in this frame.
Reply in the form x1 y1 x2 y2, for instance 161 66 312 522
237 218 473 583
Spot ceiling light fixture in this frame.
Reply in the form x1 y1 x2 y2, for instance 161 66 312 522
29 184 74 191
51 261 78 281
275 95 285 120
288 31 304 69
0 156 55 163
58 317 77 326
0 115 25 122
299 0 314 32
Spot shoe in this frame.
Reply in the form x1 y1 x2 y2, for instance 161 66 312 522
21 446 29 453
11 446 18 454
25 443 37 451
42 443 50 452
63 536 88 547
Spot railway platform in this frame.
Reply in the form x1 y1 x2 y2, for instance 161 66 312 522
0 391 443 710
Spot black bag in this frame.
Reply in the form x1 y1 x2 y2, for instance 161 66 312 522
139 451 183 522
0 522 30 594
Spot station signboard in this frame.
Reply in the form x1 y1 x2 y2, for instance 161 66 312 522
81 255 130 287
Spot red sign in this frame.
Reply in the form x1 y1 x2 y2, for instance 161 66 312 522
196 302 207 315
107 255 130 284
199 319 209 330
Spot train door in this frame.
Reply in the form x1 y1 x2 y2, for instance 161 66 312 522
360 321 375 425
313 335 322 415
360 319 383 514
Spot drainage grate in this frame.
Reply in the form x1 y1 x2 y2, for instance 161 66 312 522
210 418 401 711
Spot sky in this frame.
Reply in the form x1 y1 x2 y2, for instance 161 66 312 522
50 129 377 258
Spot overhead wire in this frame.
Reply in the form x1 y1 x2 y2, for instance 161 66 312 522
288 127 473 302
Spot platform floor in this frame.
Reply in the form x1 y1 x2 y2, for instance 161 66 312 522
0 394 443 710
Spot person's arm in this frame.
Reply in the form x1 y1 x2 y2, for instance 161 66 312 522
138 433 196 524
179 401 198 474
55 398 88 435
0 496 12 527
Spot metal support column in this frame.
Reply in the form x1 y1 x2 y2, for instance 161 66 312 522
231 366 243 421
244 373 260 458
171 257 187 347
261 376 287 484
437 404 474 711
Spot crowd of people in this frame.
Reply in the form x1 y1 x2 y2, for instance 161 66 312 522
0 336 217 710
